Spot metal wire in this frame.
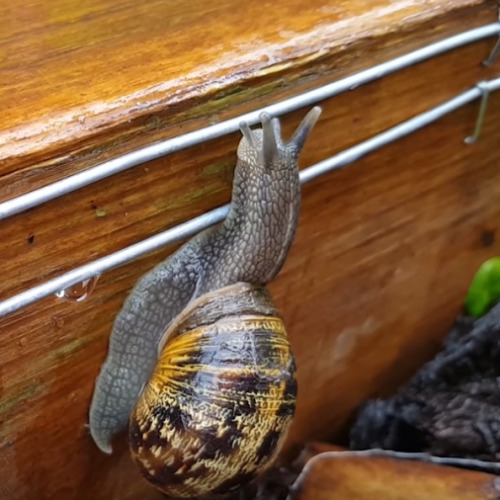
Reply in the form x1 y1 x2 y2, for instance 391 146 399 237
465 82 492 143
1 22 499 221
1 76 499 318
484 0 500 66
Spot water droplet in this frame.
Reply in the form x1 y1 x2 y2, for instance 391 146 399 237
55 276 100 303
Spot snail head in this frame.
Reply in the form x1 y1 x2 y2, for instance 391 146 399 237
237 106 322 170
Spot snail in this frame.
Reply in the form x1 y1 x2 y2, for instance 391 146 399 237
89 105 322 497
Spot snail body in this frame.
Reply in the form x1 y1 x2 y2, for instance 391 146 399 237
89 106 321 497
130 282 296 497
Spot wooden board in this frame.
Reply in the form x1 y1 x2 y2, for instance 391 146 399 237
291 449 500 500
1 0 499 499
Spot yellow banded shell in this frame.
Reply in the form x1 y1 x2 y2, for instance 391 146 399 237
129 282 297 498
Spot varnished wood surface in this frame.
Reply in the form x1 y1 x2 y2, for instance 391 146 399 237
1 0 497 196
1 0 500 499
291 448 500 500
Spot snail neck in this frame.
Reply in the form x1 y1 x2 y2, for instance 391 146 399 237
195 107 323 295
220 158 301 284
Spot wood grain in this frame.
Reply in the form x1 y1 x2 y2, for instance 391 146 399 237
1 0 497 194
1 0 499 499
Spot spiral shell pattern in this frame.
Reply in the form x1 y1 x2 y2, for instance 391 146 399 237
129 283 297 498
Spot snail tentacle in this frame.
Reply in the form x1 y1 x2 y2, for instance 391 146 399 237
288 106 322 153
260 111 279 165
239 121 254 147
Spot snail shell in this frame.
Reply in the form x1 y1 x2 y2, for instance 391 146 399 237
128 282 297 498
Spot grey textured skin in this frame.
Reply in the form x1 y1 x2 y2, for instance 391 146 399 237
89 107 322 453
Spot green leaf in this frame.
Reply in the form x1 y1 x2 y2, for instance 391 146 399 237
465 257 500 318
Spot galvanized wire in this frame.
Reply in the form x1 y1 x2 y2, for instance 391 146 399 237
1 76 499 318
1 22 499 220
